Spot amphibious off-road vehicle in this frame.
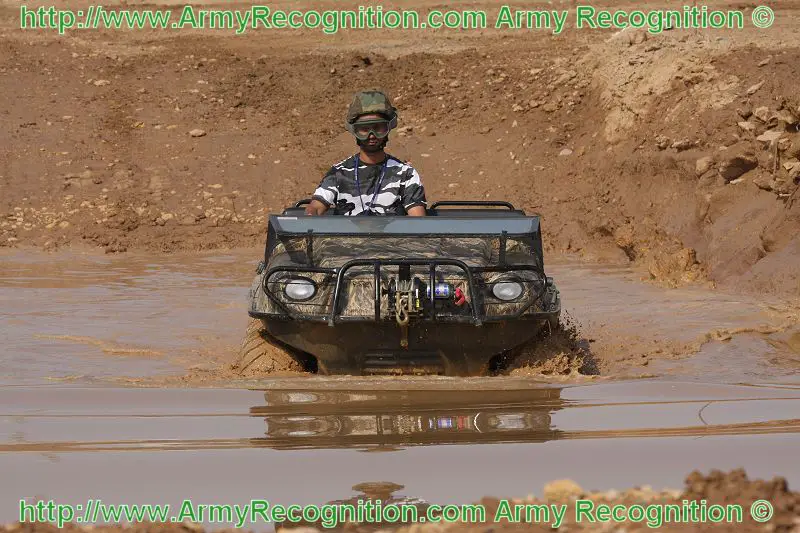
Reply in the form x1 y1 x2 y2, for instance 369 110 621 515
237 200 561 376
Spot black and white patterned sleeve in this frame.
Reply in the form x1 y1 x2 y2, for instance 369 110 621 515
402 166 427 210
311 167 338 207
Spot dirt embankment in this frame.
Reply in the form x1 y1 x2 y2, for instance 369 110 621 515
1 8 799 298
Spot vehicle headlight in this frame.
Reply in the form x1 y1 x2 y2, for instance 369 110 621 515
283 278 317 301
492 280 523 301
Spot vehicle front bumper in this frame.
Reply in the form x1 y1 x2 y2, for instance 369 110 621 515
254 313 559 375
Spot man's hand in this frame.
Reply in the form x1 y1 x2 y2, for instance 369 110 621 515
304 199 329 216
407 206 426 217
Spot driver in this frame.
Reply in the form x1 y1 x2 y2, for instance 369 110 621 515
304 90 427 216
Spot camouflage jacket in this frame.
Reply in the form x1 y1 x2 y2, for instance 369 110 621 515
312 154 426 216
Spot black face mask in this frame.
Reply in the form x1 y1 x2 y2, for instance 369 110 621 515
356 136 388 152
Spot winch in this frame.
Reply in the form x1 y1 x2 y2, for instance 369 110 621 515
384 266 466 348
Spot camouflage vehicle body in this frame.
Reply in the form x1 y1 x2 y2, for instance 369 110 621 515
247 201 561 375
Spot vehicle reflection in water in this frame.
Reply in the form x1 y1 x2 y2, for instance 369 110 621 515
249 387 565 450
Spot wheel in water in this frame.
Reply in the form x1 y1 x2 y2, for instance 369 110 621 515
232 318 313 376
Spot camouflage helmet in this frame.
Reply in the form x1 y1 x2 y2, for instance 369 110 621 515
345 90 398 133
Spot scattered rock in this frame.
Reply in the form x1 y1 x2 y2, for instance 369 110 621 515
753 106 770 123
448 80 461 88
63 170 97 188
648 248 699 282
695 156 714 177
655 135 670 150
554 70 577 85
93 79 111 87
758 56 772 67
189 128 207 137
772 178 795 194
773 109 799 128
559 148 573 157
787 161 800 182
104 242 128 253
612 28 649 46
614 224 636 259
737 121 755 132
756 130 784 145
671 139 695 152
752 173 776 192
787 137 800 159
543 103 558 113
746 80 764 96
543 480 583 502
718 153 758 182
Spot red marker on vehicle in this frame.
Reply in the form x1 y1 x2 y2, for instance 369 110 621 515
454 288 466 306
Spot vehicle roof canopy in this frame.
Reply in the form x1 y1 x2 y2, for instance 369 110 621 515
268 215 541 238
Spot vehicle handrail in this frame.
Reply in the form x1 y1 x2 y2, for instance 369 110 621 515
430 201 516 210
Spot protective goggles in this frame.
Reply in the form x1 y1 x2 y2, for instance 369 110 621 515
351 119 391 140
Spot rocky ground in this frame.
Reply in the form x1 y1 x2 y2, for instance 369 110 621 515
1 0 799 299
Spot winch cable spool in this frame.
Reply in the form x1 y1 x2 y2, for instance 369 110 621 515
393 279 415 348
395 279 412 326
387 273 465 347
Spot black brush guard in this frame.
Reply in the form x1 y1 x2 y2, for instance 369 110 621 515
260 258 550 326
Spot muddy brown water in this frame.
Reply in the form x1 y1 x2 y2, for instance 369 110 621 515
1 250 798 528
